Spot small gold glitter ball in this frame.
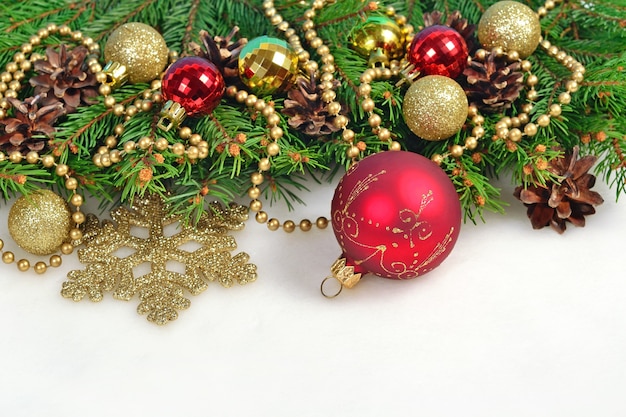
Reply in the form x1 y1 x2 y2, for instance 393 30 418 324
8 190 71 255
349 16 407 67
104 22 169 84
478 1 541 59
238 36 298 95
403 75 468 141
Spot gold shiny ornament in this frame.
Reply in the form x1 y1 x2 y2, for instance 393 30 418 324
8 190 71 255
402 75 468 141
238 36 299 95
349 16 407 67
104 22 169 86
61 195 257 325
478 1 541 59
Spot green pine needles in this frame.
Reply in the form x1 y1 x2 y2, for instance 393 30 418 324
1 0 625 225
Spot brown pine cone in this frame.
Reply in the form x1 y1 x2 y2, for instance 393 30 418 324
189 27 247 86
30 45 99 114
514 147 604 233
282 72 341 137
423 10 479 54
0 96 65 153
462 52 524 113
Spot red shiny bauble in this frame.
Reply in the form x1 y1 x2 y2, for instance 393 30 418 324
161 56 225 116
407 25 468 79
331 151 462 280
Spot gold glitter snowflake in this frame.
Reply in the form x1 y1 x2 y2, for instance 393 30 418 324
61 194 257 325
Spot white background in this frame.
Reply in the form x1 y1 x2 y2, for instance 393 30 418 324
1 171 625 417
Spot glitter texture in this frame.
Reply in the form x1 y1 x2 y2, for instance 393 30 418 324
477 1 541 59
238 36 298 95
403 75 468 141
104 22 169 84
61 195 257 325
8 190 71 255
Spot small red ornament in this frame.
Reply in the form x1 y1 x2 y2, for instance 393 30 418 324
407 25 468 79
158 57 225 130
330 151 461 288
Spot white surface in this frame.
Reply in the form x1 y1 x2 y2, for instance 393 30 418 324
1 173 625 417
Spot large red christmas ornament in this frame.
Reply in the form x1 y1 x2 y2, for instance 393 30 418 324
158 56 225 131
329 151 461 292
407 25 468 79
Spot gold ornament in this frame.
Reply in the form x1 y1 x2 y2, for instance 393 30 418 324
8 190 71 256
238 36 298 95
103 22 169 85
61 194 257 325
403 75 468 141
349 16 407 67
478 1 541 59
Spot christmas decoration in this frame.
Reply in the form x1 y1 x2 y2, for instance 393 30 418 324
0 96 64 153
463 51 524 112
103 22 169 86
61 194 257 325
514 147 604 233
158 56 226 131
282 72 341 136
8 190 72 256
349 15 407 67
423 10 479 55
329 151 461 291
189 27 248 85
477 1 541 59
407 25 468 79
402 75 468 141
238 36 298 95
29 45 99 113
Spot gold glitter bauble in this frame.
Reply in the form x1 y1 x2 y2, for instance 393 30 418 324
403 75 468 141
349 16 406 67
238 36 298 95
477 1 541 59
104 22 169 84
8 190 71 256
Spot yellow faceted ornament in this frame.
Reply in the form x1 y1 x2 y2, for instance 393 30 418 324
478 1 541 59
403 75 468 141
349 16 407 67
238 36 298 95
8 190 72 255
104 22 169 86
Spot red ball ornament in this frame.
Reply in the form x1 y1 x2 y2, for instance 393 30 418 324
407 25 468 79
331 151 461 285
158 57 225 130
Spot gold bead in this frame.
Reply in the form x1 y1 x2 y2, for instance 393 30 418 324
0 239 3 250
255 211 268 224
299 219 312 232
549 104 562 117
521 60 532 72
571 71 584 83
267 218 280 231
518 113 529 125
521 103 534 114
465 137 478 150
126 105 138 117
361 98 375 112
507 50 520 62
358 83 372 97
526 74 538 86
99 84 112 96
25 151 39 164
266 113 280 126
368 114 382 128
34 262 47 274
270 126 283 140
245 94 258 107
2 251 15 264
17 259 30 272
9 151 22 163
283 220 296 233
186 146 199 160
378 128 391 142
72 211 86 225
179 126 192 139
258 157 271 171
69 228 83 241
431 154 444 165
249 199 263 212
55 163 69 177
316 216 329 229
155 138 169 151
472 126 485 138
342 129 355 142
537 114 551 127
508 128 522 142
251 172 264 185
61 243 74 255
346 145 360 159
565 80 579 93
138 136 153 150
70 194 83 207
389 141 402 151
333 115 348 129
236 90 249 103
41 155 55 168
524 123 538 136
450 145 464 158
327 101 342 115
497 127 509 139
172 143 185 156
321 90 336 103
526 89 538 101
558 92 571 105
49 255 62 268
267 142 280 156
65 177 78 190
123 141 136 153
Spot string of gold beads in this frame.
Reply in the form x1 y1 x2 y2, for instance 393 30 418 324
0 24 99 120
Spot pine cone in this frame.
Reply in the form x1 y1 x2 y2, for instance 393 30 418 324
462 52 524 113
0 96 65 153
189 27 247 85
514 147 604 234
423 10 479 54
282 72 341 137
30 44 99 114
